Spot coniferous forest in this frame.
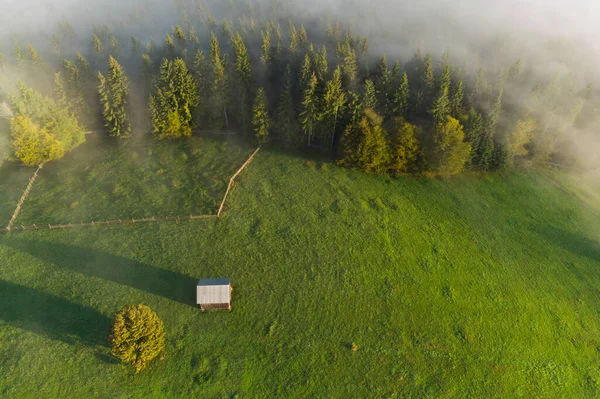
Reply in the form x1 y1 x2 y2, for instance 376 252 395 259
0 0 598 176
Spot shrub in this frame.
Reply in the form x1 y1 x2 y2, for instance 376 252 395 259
110 304 166 373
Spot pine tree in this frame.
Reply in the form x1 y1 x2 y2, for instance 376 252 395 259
451 79 464 118
98 56 131 138
376 55 392 115
463 107 484 169
300 72 319 147
274 65 299 145
131 37 141 54
337 41 358 90
233 33 253 133
260 29 271 67
297 25 309 50
110 36 120 58
430 86 451 124
418 54 434 112
192 50 211 125
93 35 104 55
252 88 270 144
299 53 313 90
486 88 504 137
26 45 41 66
392 72 410 118
14 44 24 66
53 72 70 112
363 80 378 110
322 66 347 150
173 26 186 42
150 58 199 139
313 46 329 83
210 33 229 128
164 33 175 54
289 21 299 54
338 109 390 173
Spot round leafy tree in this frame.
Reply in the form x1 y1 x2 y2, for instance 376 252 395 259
110 304 166 373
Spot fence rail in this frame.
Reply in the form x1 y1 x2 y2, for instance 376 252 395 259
1 147 260 234
6 164 44 231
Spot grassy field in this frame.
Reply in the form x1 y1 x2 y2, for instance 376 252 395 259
0 141 599 398
13 135 254 225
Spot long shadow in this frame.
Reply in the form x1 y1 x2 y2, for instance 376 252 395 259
2 238 197 305
535 226 600 262
0 280 110 346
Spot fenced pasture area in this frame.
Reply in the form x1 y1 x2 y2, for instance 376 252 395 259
0 135 256 231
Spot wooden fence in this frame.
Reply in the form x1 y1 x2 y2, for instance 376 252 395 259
0 147 260 234
6 164 44 231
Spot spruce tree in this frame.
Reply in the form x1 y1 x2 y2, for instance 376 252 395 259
260 29 271 67
451 80 465 118
93 35 104 55
98 56 131 138
322 66 347 150
418 54 435 112
300 72 319 147
375 55 392 115
149 58 198 139
314 46 329 83
430 86 451 124
274 65 299 145
363 80 378 111
392 72 410 118
252 88 270 144
210 33 229 128
233 33 253 134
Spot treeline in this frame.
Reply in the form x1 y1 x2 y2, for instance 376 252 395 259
0 0 597 174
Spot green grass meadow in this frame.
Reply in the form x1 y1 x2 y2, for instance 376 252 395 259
0 139 599 397
14 135 254 225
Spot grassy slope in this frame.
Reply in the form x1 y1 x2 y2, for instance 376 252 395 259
15 135 254 224
0 147 599 398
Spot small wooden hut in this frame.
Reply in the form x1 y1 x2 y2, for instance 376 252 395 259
196 278 232 311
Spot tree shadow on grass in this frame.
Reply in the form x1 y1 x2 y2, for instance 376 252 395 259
0 280 110 346
535 226 600 262
2 238 197 306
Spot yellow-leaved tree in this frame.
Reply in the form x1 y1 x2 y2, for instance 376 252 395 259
10 81 85 166
110 304 166 373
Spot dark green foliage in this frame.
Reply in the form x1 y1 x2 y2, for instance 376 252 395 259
274 65 299 145
98 56 131 138
149 58 198 139
299 72 319 147
392 72 410 118
233 33 253 134
362 80 378 111
322 66 347 150
252 88 270 144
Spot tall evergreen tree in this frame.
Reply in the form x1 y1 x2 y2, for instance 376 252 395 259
418 54 435 112
392 72 410 118
149 58 198 139
233 33 253 133
210 33 229 128
300 72 319 147
363 80 378 111
98 56 131 138
322 66 347 150
274 65 299 145
260 29 271 67
93 35 104 55
451 79 464 118
252 88 270 144
375 55 392 115
430 86 451 124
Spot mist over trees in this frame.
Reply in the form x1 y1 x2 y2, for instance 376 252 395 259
0 0 598 175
